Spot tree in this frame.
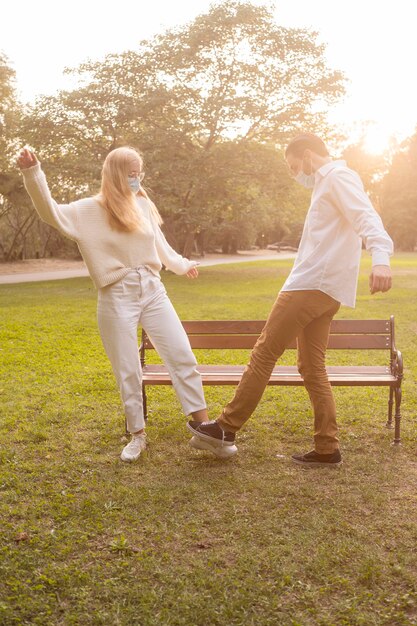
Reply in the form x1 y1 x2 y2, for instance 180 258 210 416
0 52 33 261
0 52 18 159
342 143 387 196
380 130 417 251
171 139 310 253
12 1 345 258
144 1 344 144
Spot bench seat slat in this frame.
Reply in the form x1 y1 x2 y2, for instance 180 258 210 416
142 364 396 386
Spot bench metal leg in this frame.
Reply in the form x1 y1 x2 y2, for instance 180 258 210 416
386 387 394 428
393 386 402 445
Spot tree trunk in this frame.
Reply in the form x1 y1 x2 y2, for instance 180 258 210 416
182 231 195 259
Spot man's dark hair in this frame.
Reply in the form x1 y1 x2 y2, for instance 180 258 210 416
285 133 329 158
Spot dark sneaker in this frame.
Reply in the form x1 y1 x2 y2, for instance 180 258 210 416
187 420 237 458
291 449 342 467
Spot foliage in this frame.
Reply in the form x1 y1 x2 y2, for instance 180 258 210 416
380 130 417 251
0 53 32 261
342 142 388 199
1 1 346 259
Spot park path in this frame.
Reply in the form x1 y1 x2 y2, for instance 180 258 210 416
0 251 295 285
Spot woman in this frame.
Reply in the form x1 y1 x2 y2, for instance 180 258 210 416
17 146 208 462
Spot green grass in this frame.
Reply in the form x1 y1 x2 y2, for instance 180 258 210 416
0 253 416 626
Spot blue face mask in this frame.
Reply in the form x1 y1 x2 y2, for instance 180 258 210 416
128 176 141 193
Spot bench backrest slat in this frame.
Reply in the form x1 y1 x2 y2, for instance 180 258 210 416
178 320 391 335
142 320 392 351
181 335 391 350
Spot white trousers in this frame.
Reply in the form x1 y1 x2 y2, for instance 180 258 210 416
97 266 206 433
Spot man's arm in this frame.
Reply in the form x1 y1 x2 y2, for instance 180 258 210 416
331 168 393 294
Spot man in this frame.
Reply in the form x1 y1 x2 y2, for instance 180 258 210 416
188 133 393 467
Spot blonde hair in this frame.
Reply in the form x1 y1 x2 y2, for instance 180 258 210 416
97 146 163 232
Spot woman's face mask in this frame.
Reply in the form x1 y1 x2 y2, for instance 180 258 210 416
128 176 141 194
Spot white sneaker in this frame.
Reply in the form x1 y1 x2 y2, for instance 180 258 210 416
189 435 238 459
120 433 147 462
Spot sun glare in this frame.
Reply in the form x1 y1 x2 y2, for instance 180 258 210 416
361 124 394 155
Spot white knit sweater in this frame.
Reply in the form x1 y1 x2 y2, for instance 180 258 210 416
22 163 194 288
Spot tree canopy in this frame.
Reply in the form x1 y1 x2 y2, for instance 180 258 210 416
380 131 417 251
0 1 357 259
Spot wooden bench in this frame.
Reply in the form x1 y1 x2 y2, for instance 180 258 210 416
139 316 404 444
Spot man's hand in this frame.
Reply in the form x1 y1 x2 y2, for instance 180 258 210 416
369 265 392 294
17 148 38 170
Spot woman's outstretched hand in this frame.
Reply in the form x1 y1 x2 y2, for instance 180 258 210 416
186 262 200 279
17 148 38 170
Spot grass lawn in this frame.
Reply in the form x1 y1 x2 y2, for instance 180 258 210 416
0 253 416 626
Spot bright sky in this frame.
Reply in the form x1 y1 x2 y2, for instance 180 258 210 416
3 0 417 153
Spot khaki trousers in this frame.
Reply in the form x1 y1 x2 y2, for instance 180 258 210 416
218 290 341 453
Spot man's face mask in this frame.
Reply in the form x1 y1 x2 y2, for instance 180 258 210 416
295 170 315 189
295 152 315 189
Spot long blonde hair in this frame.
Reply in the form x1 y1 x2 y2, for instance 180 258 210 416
97 146 162 233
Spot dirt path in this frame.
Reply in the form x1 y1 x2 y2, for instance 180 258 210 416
0 251 295 284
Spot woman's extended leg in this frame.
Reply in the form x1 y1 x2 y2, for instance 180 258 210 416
139 281 207 423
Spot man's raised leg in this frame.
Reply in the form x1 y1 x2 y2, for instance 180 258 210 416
188 290 334 455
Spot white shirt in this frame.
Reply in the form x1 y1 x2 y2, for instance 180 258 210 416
281 160 393 308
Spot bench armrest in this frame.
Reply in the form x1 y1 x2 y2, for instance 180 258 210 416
391 349 403 381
